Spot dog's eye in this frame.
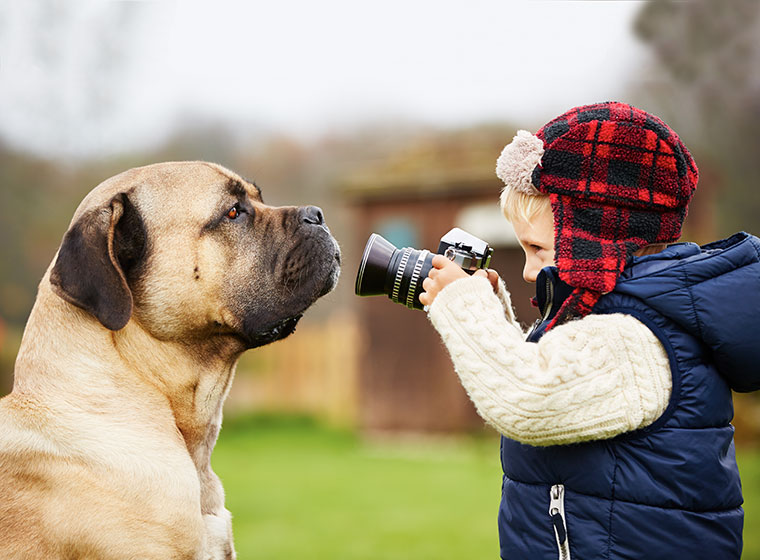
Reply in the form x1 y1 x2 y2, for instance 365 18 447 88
226 204 241 220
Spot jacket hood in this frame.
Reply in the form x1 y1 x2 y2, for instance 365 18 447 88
614 232 760 392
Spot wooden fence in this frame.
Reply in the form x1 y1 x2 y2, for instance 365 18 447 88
226 311 360 427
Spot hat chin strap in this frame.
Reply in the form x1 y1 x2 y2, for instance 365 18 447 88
546 287 602 331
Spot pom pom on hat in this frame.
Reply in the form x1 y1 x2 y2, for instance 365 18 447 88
495 130 544 197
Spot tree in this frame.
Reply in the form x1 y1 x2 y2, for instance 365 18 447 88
634 0 760 234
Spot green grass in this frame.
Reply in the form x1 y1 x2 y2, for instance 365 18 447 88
213 415 501 559
740 448 760 560
213 415 760 560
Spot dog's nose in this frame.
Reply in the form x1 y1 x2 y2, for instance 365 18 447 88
301 206 325 226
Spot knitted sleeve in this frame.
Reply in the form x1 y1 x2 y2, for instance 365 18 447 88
427 275 672 446
493 277 519 326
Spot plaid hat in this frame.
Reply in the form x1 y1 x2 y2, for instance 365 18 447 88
496 101 699 328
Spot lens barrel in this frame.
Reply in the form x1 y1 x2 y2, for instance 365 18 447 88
355 234 434 310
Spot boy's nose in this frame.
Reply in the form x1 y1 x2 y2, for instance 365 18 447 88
523 262 538 283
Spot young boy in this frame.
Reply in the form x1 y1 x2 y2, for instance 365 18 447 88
418 102 760 559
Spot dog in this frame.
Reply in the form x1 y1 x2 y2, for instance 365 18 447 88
0 161 341 559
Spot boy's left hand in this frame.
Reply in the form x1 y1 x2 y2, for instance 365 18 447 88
420 255 495 308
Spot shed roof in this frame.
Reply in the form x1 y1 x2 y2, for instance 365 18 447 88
341 126 516 200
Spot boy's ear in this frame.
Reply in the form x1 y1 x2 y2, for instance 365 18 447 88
50 192 147 331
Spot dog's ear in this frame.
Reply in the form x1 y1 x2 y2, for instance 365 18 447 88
51 192 147 331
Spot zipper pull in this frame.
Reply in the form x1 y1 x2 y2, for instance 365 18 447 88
549 484 571 560
539 275 555 322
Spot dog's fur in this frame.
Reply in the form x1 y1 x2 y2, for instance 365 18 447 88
0 162 341 559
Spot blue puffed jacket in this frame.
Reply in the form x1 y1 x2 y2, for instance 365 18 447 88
498 232 760 560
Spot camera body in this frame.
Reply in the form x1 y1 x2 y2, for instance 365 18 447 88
355 227 493 310
437 228 493 273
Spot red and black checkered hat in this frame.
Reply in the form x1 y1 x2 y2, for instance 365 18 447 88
499 102 699 328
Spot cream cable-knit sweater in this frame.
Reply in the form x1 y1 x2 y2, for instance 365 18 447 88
427 275 672 446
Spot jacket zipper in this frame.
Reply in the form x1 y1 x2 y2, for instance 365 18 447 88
527 276 556 340
549 484 571 560
542 277 554 322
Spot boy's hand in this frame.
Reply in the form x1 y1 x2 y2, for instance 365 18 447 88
419 256 500 307
480 268 501 294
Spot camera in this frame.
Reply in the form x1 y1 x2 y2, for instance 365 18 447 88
355 228 493 310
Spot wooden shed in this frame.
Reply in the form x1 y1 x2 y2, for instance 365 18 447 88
343 128 541 433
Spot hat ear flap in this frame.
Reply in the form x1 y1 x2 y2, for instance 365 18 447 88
547 287 602 331
50 192 146 331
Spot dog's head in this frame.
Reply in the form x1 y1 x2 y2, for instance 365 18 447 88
50 162 341 349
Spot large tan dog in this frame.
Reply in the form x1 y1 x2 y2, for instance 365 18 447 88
0 162 341 559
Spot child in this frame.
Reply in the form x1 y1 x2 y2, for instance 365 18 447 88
418 102 760 560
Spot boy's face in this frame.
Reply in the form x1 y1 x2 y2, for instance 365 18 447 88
511 204 556 283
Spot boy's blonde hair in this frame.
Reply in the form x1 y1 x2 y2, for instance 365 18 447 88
499 186 551 224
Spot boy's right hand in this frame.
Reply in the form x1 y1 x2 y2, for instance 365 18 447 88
420 255 470 307
420 259 502 309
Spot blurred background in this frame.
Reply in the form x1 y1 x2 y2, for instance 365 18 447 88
1 1 759 558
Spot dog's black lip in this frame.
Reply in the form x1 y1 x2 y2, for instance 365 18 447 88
244 313 303 349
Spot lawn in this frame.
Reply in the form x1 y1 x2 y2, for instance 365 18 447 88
213 415 760 560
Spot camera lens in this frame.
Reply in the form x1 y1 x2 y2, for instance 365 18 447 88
355 234 434 310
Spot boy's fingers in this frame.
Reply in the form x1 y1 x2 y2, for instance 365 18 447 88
473 269 487 278
431 254 450 269
419 290 432 307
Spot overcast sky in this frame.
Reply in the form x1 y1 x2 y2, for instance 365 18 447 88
0 0 649 157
